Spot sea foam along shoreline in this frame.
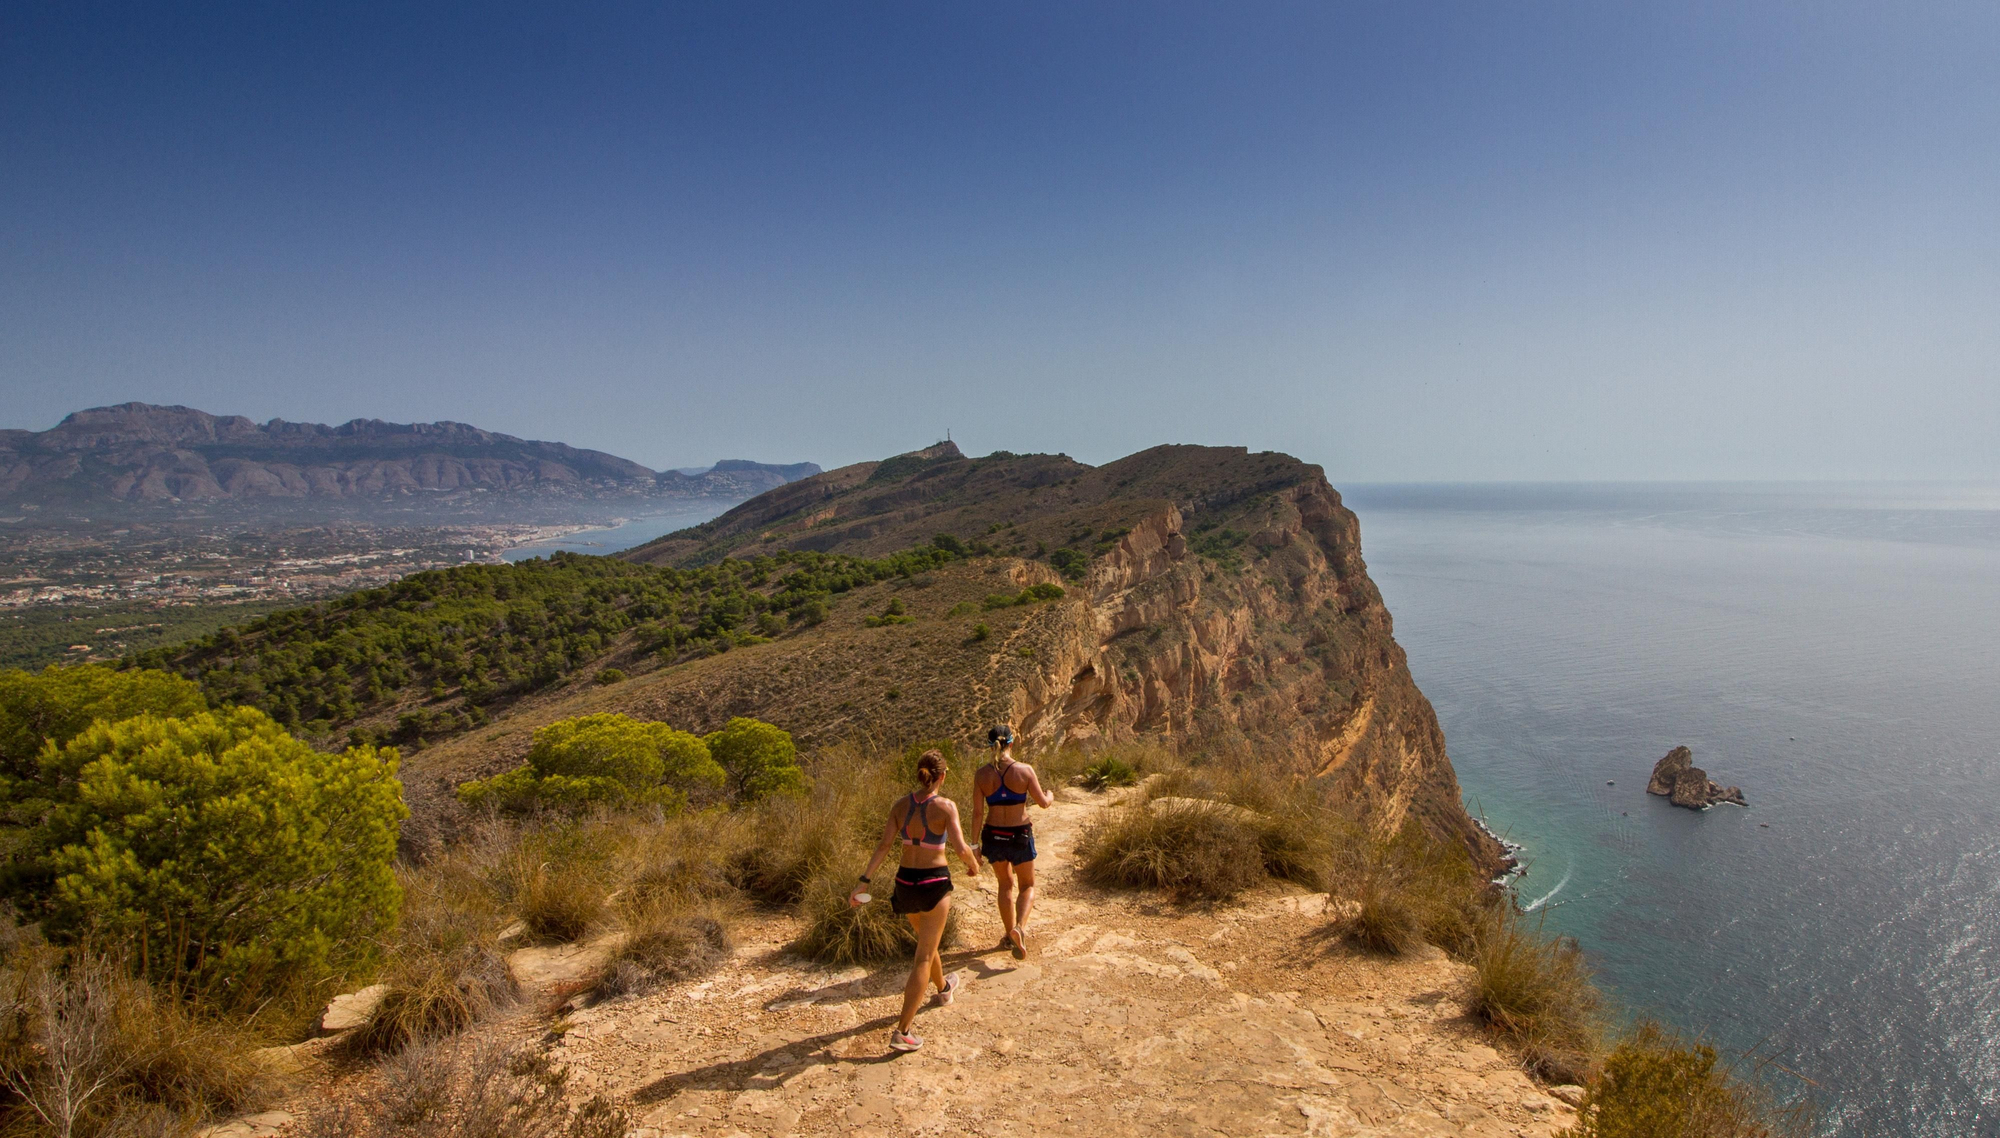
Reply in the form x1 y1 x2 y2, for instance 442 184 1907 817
1472 809 1527 888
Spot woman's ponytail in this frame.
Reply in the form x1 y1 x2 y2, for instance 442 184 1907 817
915 749 948 787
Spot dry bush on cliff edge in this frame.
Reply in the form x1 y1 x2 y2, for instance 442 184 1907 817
1470 910 1604 1085
1559 1022 1803 1138
1077 760 1339 902
1340 822 1490 958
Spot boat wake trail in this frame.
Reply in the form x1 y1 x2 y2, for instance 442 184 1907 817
1522 864 1573 912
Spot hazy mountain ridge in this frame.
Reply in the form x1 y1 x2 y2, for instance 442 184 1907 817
0 403 819 518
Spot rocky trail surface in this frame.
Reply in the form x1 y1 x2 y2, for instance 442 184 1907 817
252 787 1577 1138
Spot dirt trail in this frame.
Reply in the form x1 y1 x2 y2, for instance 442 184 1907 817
532 787 1577 1138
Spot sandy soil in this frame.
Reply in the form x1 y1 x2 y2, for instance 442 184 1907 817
521 785 1579 1138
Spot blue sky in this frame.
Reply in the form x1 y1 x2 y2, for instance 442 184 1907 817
4 2 1996 479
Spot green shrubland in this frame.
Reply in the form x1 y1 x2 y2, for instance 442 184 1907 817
0 666 409 1134
6 699 405 1008
703 716 808 801
0 664 206 799
457 713 727 814
1078 754 1138 790
133 545 972 746
0 660 1796 1136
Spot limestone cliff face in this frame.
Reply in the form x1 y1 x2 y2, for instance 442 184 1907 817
989 485 1500 867
613 444 1503 870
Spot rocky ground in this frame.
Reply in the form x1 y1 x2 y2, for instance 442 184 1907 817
234 786 1578 1138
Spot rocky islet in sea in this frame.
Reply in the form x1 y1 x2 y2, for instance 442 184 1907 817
1646 745 1747 809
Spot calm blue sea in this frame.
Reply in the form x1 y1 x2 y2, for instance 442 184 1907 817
499 505 733 563
1344 483 2000 1138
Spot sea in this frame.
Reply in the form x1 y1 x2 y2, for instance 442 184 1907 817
1341 483 2000 1137
499 505 733 563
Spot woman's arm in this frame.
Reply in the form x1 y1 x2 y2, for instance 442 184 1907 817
851 806 901 905
944 801 980 877
1024 764 1055 809
968 768 989 836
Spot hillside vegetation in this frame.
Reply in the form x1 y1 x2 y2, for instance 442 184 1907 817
0 664 806 1137
132 545 967 751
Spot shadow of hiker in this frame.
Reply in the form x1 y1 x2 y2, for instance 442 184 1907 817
629 1013 907 1105
763 945 1022 1010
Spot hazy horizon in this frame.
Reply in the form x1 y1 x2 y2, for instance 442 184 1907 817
6 4 1996 482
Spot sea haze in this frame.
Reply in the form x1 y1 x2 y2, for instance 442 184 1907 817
1345 483 2000 1137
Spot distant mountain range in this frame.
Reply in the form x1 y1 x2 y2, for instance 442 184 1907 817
0 403 819 521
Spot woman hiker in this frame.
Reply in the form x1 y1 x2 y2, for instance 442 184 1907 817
852 749 980 1052
970 724 1053 960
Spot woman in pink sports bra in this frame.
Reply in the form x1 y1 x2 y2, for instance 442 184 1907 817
852 749 978 1052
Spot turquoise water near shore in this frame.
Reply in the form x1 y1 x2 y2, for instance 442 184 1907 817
1344 484 2000 1137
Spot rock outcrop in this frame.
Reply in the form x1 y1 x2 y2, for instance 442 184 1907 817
1647 746 1746 809
615 443 1504 872
0 402 819 518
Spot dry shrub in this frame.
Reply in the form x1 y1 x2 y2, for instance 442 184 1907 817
343 945 511 1060
1350 872 1425 955
1075 757 1342 903
517 866 606 943
1052 740 1179 789
590 910 732 1002
299 1035 626 1138
723 763 875 906
1564 1022 1800 1138
1075 801 1266 903
618 831 737 915
1471 910 1603 1084
1339 822 1490 957
1249 800 1339 891
791 865 961 966
1136 761 1340 890
347 840 516 1059
0 949 267 1138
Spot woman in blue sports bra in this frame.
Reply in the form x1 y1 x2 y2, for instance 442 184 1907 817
852 749 979 1052
970 724 1053 960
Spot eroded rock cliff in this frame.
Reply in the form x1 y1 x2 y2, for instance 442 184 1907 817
621 445 1501 868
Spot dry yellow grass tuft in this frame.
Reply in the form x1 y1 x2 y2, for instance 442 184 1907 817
0 948 270 1136
1471 910 1604 1085
1076 800 1268 902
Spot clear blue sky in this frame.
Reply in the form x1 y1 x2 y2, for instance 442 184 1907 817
4 3 1996 480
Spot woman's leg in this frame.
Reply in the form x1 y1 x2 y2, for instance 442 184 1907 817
992 860 1017 941
898 899 952 1034
1013 860 1037 937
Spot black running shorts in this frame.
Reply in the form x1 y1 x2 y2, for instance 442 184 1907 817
891 866 953 914
980 823 1036 865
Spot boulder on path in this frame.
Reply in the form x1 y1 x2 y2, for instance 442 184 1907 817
318 983 387 1035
